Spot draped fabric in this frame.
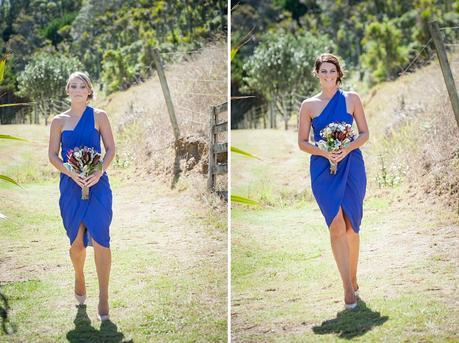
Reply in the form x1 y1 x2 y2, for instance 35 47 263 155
59 106 112 247
309 89 367 233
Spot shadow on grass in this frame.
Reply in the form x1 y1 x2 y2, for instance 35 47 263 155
0 291 17 335
312 297 389 339
66 305 132 342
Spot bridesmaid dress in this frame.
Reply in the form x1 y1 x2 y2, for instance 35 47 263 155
310 88 367 233
59 106 113 247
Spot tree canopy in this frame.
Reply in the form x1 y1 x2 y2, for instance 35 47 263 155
0 0 227 123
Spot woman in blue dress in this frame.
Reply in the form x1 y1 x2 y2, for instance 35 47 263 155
298 54 369 310
48 72 115 321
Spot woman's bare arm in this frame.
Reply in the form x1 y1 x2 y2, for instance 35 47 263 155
48 116 71 175
298 100 328 157
346 92 369 151
48 116 86 187
97 110 116 172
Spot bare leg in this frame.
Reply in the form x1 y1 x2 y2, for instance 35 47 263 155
344 214 360 292
69 224 87 296
93 239 111 316
329 207 356 305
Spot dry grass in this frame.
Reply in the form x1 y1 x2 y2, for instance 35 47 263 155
363 49 459 211
97 41 227 193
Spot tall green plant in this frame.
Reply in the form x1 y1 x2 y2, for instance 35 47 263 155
0 57 28 219
230 146 260 206
360 18 410 84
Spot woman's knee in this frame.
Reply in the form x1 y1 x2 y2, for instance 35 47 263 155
92 239 110 252
70 239 85 255
330 221 346 239
330 226 346 240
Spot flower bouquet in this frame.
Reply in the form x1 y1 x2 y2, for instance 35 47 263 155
317 122 355 174
63 146 102 200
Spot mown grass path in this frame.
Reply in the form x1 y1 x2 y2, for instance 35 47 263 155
0 125 227 342
232 129 458 342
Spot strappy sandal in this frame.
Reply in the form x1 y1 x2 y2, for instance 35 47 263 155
97 313 110 321
75 293 87 305
344 291 358 310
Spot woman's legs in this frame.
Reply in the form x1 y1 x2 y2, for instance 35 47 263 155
70 223 87 296
93 239 111 316
344 214 360 292
329 207 356 304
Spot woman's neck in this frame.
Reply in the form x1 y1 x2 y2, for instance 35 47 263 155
69 102 87 116
320 86 339 100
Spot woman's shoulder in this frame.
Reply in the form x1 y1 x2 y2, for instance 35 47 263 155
92 107 107 115
301 93 321 109
92 107 109 119
342 90 361 101
50 111 69 127
300 93 323 116
302 92 322 105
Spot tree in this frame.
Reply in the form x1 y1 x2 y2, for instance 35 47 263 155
8 10 44 70
40 12 78 48
16 52 82 124
242 30 331 129
360 17 410 84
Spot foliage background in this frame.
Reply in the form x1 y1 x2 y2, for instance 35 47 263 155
0 0 227 123
231 0 459 128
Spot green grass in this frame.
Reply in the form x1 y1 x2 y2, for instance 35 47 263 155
0 180 227 342
231 129 314 207
232 203 458 342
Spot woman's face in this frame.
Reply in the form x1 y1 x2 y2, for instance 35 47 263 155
66 77 91 103
317 62 338 88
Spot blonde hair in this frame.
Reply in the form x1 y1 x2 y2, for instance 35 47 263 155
66 71 95 101
312 53 345 85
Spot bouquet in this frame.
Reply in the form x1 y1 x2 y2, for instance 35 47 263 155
317 122 355 174
63 146 102 200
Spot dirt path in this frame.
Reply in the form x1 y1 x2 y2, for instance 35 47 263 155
0 173 226 342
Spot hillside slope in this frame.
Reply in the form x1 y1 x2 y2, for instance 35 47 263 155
99 41 227 190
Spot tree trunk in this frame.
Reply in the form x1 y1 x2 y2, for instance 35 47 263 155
263 105 267 129
185 0 193 36
274 97 288 130
219 0 226 32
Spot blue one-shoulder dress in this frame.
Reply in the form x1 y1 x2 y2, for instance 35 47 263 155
310 89 367 233
59 106 112 248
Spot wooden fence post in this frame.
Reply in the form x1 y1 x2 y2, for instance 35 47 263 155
208 105 217 190
428 20 459 128
153 48 181 140
208 102 228 199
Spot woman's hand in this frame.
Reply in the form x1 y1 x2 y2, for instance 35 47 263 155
332 147 350 163
322 150 340 164
85 170 103 188
68 170 86 188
